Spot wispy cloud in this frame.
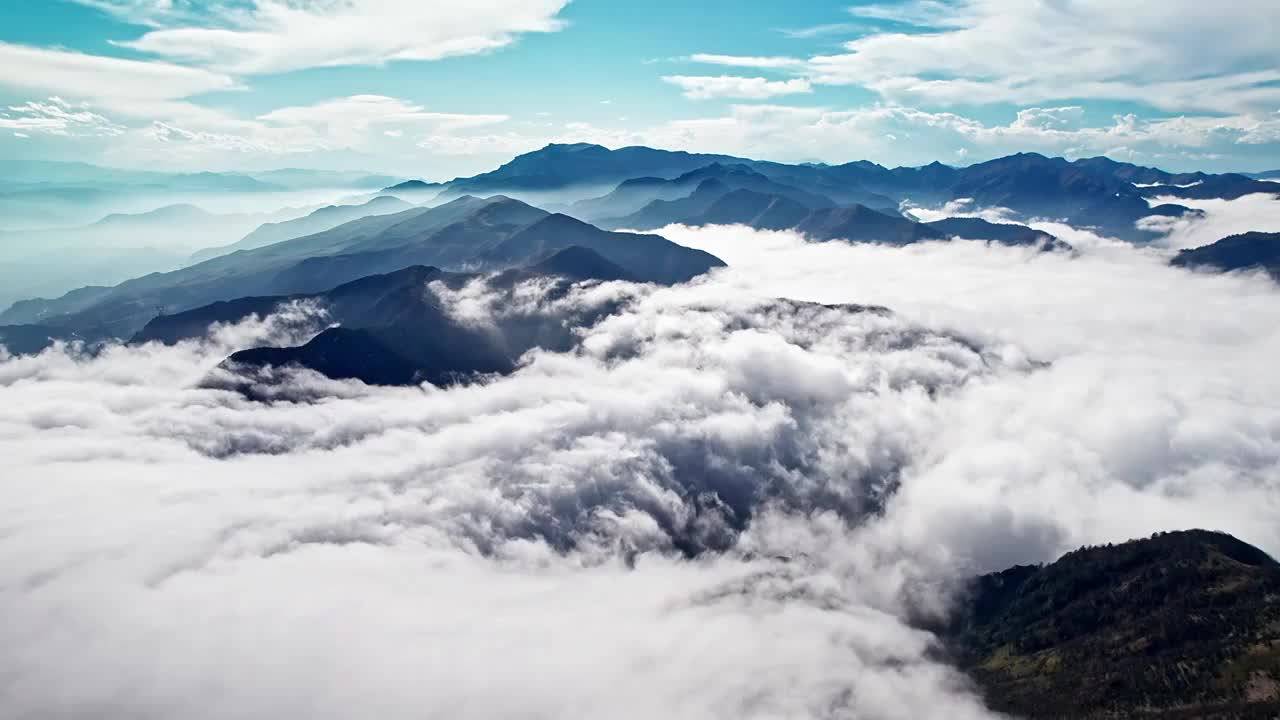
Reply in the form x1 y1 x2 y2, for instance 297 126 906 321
687 53 808 71
0 97 125 137
0 41 237 118
662 76 812 101
809 0 1280 113
100 0 572 75
776 22 867 39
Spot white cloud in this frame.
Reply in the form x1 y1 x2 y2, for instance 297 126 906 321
662 75 813 101
688 54 808 70
810 0 1280 113
777 23 867 40
0 41 237 118
1137 193 1280 250
547 104 1280 173
3 226 1280 718
109 0 571 74
0 98 125 137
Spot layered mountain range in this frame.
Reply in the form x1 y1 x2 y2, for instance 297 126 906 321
393 143 1276 242
2 144 1277 381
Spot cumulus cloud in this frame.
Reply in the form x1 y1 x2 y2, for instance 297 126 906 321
3 221 1280 718
662 75 813 100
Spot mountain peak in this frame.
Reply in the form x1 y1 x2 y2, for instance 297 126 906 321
540 142 607 153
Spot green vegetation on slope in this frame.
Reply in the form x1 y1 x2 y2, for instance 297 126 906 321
946 530 1280 719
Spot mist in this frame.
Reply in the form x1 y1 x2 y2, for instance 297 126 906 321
0 187 396 311
2 220 1277 719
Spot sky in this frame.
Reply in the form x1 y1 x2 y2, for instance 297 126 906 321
0 0 1278 179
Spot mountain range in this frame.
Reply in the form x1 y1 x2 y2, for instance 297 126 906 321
386 144 1279 243
0 203 312 310
0 194 723 340
4 144 1278 364
138 249 632 387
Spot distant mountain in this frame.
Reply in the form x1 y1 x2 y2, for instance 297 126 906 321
384 179 439 191
477 213 724 286
600 181 1067 249
429 146 1232 243
574 163 835 224
0 160 286 193
794 205 947 245
696 188 815 230
438 143 747 202
131 253 640 386
923 217 1069 250
1134 174 1280 201
600 178 750 230
0 160 406 193
2 195 723 340
0 203 307 310
0 323 85 356
1172 232 1280 280
189 195 414 263
1071 156 1210 187
247 168 401 190
378 179 445 202
945 530 1280 719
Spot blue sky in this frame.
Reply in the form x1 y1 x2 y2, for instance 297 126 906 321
1 0 1278 178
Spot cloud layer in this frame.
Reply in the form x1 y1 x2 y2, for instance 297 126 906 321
3 221 1279 718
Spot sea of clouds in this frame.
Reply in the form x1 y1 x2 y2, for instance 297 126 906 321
2 204 1279 719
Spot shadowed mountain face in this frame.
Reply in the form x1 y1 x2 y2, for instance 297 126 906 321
132 253 633 387
1172 232 1280 280
1 195 724 340
945 530 1280 719
923 217 1070 250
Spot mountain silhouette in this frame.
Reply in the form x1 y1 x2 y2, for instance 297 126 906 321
1172 232 1280 280
3 195 723 340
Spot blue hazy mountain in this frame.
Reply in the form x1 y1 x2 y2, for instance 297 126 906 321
597 182 1065 249
394 145 1247 242
0 203 308 310
132 251 640 386
189 195 415 263
1 195 723 339
922 217 1069 250
1172 232 1280 280
572 163 839 223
